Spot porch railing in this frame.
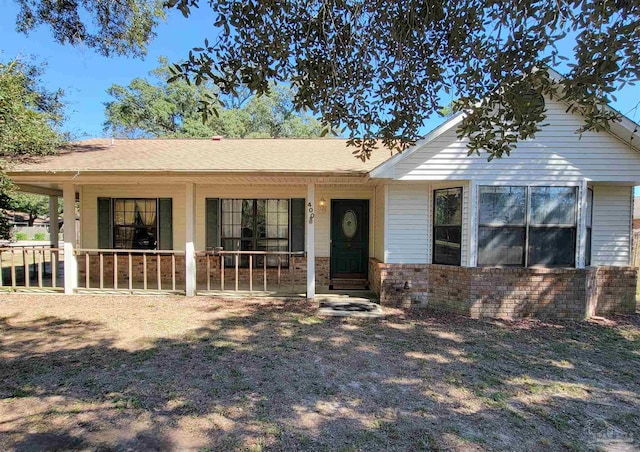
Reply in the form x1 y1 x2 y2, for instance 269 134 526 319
196 250 306 293
75 249 185 293
0 245 64 291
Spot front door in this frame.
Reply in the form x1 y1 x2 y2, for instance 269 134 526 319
330 199 369 279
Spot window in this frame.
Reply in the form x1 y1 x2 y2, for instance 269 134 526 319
528 187 577 266
433 187 462 265
478 186 577 267
220 199 289 267
586 188 593 266
113 199 158 249
478 187 526 266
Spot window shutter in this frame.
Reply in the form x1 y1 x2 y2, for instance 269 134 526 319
158 198 173 250
97 197 112 249
290 198 305 252
206 198 219 250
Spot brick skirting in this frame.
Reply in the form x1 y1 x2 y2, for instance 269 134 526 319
369 258 637 320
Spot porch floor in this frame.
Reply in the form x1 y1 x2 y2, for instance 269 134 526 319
74 280 378 302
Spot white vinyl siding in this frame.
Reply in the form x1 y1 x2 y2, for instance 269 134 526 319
384 182 470 265
386 185 429 264
591 185 632 266
393 98 640 183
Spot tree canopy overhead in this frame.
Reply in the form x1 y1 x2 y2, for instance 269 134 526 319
104 59 323 139
14 0 640 160
0 58 67 238
0 59 65 159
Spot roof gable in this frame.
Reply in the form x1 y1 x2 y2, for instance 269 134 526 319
371 69 640 180
372 97 640 183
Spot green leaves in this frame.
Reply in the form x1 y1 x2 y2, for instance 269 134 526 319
15 0 167 57
103 59 324 138
13 0 640 159
0 58 67 239
159 0 639 160
0 59 65 159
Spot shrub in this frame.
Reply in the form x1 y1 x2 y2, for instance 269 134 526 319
14 232 28 241
33 232 46 241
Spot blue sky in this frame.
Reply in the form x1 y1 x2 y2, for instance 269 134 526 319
0 0 639 186
0 1 218 138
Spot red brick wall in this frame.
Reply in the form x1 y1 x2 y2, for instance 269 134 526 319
590 267 637 316
370 262 637 320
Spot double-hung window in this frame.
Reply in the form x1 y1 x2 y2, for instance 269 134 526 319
97 197 173 250
220 199 291 267
113 199 158 249
478 186 577 267
527 187 577 266
433 187 462 266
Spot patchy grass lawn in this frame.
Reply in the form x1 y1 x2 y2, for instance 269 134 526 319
0 295 639 451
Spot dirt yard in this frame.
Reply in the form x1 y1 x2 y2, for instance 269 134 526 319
0 295 638 451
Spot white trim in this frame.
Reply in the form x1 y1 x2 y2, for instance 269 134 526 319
473 180 583 187
306 183 316 298
185 182 196 296
467 180 479 267
371 69 640 183
546 67 640 151
383 185 389 262
629 186 634 267
576 179 588 268
49 196 59 249
63 183 77 294
369 113 466 179
425 185 433 264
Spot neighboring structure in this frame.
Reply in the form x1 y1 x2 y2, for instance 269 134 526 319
6 90 640 320
633 196 640 230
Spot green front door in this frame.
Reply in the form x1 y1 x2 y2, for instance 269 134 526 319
330 199 369 279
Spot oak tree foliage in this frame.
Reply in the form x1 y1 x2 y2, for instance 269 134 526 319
104 59 323 138
0 58 66 238
13 0 640 160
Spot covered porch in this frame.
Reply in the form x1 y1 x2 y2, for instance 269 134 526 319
5 174 384 299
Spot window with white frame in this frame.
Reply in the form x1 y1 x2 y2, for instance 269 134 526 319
478 186 577 267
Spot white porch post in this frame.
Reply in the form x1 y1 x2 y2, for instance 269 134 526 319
306 183 316 298
467 180 479 267
185 182 197 296
576 179 588 269
63 183 77 294
49 196 59 249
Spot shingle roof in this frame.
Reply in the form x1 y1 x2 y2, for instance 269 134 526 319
10 138 394 174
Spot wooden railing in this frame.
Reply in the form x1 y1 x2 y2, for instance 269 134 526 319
75 249 185 293
0 245 64 291
196 250 306 293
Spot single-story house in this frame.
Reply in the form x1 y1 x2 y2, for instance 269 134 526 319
5 91 640 320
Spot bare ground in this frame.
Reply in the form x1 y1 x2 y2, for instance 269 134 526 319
0 295 638 451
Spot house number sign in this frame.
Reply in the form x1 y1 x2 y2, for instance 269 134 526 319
308 202 315 224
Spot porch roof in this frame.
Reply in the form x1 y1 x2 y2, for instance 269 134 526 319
9 138 394 175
